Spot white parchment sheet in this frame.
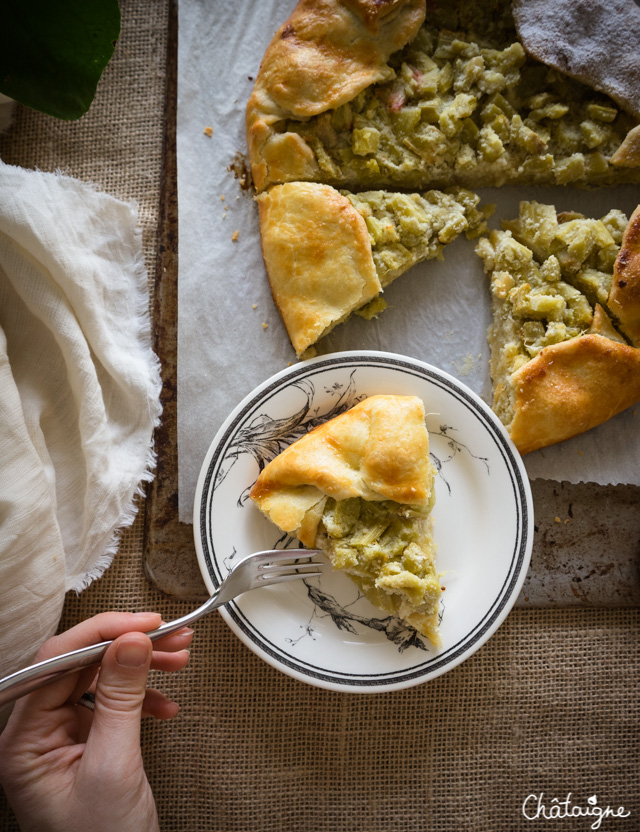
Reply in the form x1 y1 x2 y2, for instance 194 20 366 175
177 0 640 522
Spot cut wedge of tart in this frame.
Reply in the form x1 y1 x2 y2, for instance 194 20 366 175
256 181 490 356
475 202 640 454
249 395 442 646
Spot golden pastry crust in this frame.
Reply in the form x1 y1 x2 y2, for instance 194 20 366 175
249 395 434 546
256 182 381 356
508 334 640 455
611 125 640 168
246 0 425 192
609 206 640 346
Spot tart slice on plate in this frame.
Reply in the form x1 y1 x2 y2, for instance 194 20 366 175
475 202 640 454
249 394 442 646
257 181 490 356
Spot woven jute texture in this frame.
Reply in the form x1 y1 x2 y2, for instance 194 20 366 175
0 2 638 831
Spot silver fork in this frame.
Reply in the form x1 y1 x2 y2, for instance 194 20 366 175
0 549 322 707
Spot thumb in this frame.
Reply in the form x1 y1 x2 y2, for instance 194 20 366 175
87 632 152 761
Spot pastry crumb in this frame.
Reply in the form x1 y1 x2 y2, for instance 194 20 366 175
203 126 213 137
252 304 258 309
231 230 239 242
554 516 561 524
453 353 475 377
262 322 268 330
355 296 386 320
220 195 225 201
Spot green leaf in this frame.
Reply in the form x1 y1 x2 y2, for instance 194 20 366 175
0 0 121 121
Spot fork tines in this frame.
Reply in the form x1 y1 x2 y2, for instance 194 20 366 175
253 548 322 563
256 550 324 584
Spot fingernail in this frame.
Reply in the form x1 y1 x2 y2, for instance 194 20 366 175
116 639 150 668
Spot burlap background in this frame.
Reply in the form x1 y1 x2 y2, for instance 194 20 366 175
0 2 638 830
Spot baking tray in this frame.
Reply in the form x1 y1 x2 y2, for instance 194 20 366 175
143 0 640 607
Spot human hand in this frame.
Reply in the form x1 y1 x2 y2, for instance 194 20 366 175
0 611 192 832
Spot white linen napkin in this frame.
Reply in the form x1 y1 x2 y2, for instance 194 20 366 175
0 160 162 697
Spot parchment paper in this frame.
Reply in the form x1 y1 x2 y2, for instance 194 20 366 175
177 0 640 522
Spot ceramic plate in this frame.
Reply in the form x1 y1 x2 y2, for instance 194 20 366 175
194 351 533 693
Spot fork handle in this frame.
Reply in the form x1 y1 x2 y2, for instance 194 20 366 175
0 592 221 708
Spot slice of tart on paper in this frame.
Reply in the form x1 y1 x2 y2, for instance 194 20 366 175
475 202 640 455
249 395 442 646
256 181 490 356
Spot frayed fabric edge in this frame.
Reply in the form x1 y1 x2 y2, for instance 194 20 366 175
65 205 164 595
65 450 159 594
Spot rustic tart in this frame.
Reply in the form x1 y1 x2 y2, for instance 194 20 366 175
246 0 640 356
250 395 442 646
247 0 640 192
476 203 640 454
